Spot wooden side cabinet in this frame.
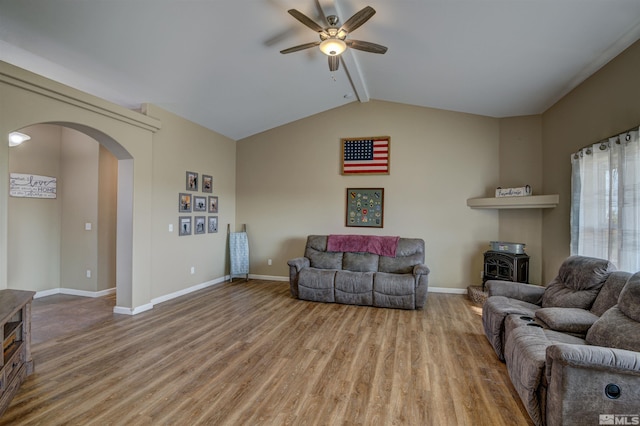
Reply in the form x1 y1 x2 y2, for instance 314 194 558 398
0 290 35 416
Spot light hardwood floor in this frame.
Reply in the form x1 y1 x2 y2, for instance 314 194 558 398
1 280 533 425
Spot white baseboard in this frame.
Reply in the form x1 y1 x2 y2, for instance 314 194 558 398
150 276 227 306
116 276 229 316
35 287 116 299
428 286 467 294
113 303 154 315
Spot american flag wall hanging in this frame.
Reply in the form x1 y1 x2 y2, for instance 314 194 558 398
341 136 390 175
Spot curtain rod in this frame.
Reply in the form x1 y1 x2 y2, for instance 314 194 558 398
576 124 639 152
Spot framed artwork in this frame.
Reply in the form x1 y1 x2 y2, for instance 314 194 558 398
208 196 219 213
194 216 206 234
178 193 192 212
193 196 207 212
341 136 390 175
346 188 384 228
179 216 192 236
208 216 218 233
186 171 198 191
202 175 213 193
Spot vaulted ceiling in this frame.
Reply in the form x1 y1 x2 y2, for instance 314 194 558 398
2 0 640 140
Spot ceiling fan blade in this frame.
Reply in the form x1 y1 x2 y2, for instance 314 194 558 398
346 40 388 54
280 41 320 54
288 9 326 34
339 6 376 34
328 55 340 71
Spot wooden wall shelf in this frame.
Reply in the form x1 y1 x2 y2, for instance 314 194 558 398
466 194 559 209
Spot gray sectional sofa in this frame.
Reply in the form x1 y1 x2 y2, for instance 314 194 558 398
482 256 640 426
287 235 430 310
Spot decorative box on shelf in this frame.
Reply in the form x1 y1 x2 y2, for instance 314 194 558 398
495 185 532 197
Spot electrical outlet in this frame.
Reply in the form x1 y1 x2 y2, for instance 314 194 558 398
190 266 195 275
86 269 91 278
169 224 173 232
268 259 272 266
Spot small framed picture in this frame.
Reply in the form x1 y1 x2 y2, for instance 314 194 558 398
186 171 198 191
208 216 218 233
179 216 192 236
208 196 219 213
193 196 207 212
194 216 206 234
178 193 192 212
202 175 213 193
346 187 384 228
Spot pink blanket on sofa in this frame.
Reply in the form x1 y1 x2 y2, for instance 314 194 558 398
327 234 400 257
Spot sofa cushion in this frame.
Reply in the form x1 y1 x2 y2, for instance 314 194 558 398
373 272 415 309
378 238 425 274
298 268 335 303
587 271 640 351
590 271 632 316
304 235 342 269
535 308 599 335
307 250 342 269
541 256 614 309
503 325 548 426
343 252 379 272
504 324 587 426
335 271 373 306
482 296 542 361
585 307 640 352
618 271 640 322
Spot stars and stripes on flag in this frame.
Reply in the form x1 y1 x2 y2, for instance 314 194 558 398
341 137 390 175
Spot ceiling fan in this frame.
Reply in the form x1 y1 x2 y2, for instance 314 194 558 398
280 5 388 72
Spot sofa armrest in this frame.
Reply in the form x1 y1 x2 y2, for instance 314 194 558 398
287 257 310 299
287 257 310 272
546 344 640 375
544 343 640 425
413 264 430 309
486 280 545 305
413 264 430 276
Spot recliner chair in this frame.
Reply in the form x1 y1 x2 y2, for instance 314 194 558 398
482 255 616 361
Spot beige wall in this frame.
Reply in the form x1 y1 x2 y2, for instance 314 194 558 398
498 116 544 284
237 100 501 290
143 104 236 299
7 124 63 291
98 144 118 292
541 39 640 280
60 127 100 292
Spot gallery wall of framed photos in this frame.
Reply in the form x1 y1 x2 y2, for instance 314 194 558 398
178 171 219 236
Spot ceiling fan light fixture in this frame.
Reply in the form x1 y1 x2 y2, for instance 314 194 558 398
319 38 346 56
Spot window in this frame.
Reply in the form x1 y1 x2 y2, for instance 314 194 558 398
570 127 640 272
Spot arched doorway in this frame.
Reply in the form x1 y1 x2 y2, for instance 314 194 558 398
8 122 134 313
1 61 161 313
